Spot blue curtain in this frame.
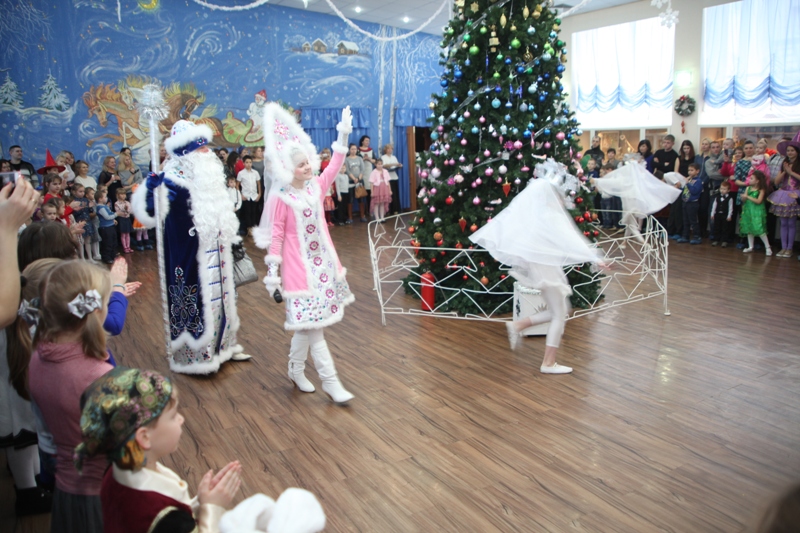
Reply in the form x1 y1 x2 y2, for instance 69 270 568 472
301 107 371 152
393 108 431 209
703 0 800 108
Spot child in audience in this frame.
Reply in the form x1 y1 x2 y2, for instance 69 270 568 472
369 158 392 223
324 182 336 226
237 155 262 233
739 170 772 255
28 260 115 533
585 158 599 179
75 367 243 533
335 163 351 225
345 143 366 222
598 163 620 229
677 163 704 244
71 184 95 260
85 188 102 261
96 190 118 264
710 180 734 247
41 201 59 222
1 258 61 516
114 189 133 254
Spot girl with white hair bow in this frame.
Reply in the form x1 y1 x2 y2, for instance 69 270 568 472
254 105 355 404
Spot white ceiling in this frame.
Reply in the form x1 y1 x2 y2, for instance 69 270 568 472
270 0 641 35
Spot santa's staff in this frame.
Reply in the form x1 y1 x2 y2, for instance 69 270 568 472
134 84 172 358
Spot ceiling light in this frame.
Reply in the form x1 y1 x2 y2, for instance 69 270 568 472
403 16 410 22
354 6 362 12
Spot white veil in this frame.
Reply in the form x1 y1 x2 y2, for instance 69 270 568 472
593 160 681 224
469 177 601 268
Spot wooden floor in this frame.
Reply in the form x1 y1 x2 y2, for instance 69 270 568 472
5 223 800 532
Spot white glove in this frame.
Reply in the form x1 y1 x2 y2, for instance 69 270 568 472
336 106 352 147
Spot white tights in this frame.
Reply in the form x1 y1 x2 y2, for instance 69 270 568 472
372 204 386 222
747 234 770 249
5 444 40 489
520 286 568 348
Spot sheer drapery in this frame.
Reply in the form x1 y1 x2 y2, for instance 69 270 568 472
572 17 675 119
702 0 800 120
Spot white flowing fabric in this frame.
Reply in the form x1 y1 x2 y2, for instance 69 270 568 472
593 161 681 226
469 178 601 269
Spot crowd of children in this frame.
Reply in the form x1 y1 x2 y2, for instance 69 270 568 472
581 131 800 259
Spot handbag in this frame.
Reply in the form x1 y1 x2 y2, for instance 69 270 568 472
354 183 368 199
231 242 257 287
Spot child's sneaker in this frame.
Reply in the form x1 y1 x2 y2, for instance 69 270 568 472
690 238 702 245
743 247 753 253
765 247 773 256
721 242 729 248
676 237 689 243
711 241 719 246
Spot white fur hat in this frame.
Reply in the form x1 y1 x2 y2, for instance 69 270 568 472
262 103 321 187
164 119 214 156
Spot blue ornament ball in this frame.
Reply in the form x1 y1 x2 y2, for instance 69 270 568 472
539 95 546 102
505 100 512 108
468 89 474 96
504 114 511 121
504 57 512 65
563 140 570 146
562 48 568 55
532 113 538 120
544 128 551 136
477 78 483 85
557 65 565 73
516 66 525 74
491 98 502 108
465 59 471 66
471 126 479 134
431 132 439 140
456 131 463 138
544 73 550 79
552 118 560 126
494 85 502 93
576 129 583 135
542 53 552 61
523 130 532 138
566 133 572 139
453 97 459 103
512 128 519 135
442 91 448 97
550 31 558 39
534 60 540 66
474 102 481 110
527 122 534 130
454 70 463 79
440 79 449 87
457 117 464 123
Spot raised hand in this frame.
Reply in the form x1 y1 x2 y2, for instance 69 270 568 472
337 106 353 134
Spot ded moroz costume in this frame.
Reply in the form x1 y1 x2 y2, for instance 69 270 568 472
132 120 251 374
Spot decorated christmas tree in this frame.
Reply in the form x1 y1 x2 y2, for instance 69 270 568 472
406 0 601 314
39 73 70 111
0 73 24 108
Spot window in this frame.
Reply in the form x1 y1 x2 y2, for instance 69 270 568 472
701 0 800 124
571 17 675 129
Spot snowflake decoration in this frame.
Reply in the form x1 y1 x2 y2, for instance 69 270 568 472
660 7 679 28
653 0 679 27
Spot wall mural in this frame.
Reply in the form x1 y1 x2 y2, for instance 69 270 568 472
0 0 440 172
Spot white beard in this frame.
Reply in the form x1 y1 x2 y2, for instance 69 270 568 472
170 150 241 246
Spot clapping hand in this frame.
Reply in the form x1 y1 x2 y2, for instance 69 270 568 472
197 461 242 509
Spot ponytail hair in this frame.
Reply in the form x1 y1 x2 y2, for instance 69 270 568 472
35 260 111 361
6 258 62 399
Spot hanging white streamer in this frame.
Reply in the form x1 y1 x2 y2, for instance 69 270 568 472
192 0 275 11
320 0 449 42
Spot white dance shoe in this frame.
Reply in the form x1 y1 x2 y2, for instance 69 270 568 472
540 363 573 374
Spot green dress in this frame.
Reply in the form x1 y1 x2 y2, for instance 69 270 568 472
739 187 767 236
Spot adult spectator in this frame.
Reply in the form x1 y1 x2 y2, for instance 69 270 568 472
72 160 97 191
652 134 680 179
637 140 655 172
705 141 725 191
7 146 37 188
381 143 403 216
98 155 122 201
768 137 791 179
0 177 37 328
218 147 229 164
584 136 605 168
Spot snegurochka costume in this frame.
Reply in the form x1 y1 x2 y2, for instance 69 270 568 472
253 104 355 404
132 120 251 374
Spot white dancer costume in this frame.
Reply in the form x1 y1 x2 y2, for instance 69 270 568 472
470 176 602 372
593 158 682 243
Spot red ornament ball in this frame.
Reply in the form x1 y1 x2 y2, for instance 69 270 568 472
576 197 583 204
480 276 489 285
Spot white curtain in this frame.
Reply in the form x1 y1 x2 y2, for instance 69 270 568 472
702 0 800 122
572 17 675 128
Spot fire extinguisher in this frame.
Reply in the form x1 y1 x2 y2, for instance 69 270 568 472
421 271 435 311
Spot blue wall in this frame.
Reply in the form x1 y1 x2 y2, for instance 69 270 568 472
0 0 441 175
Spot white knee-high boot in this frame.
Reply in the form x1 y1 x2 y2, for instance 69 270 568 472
309 339 354 404
288 332 315 393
